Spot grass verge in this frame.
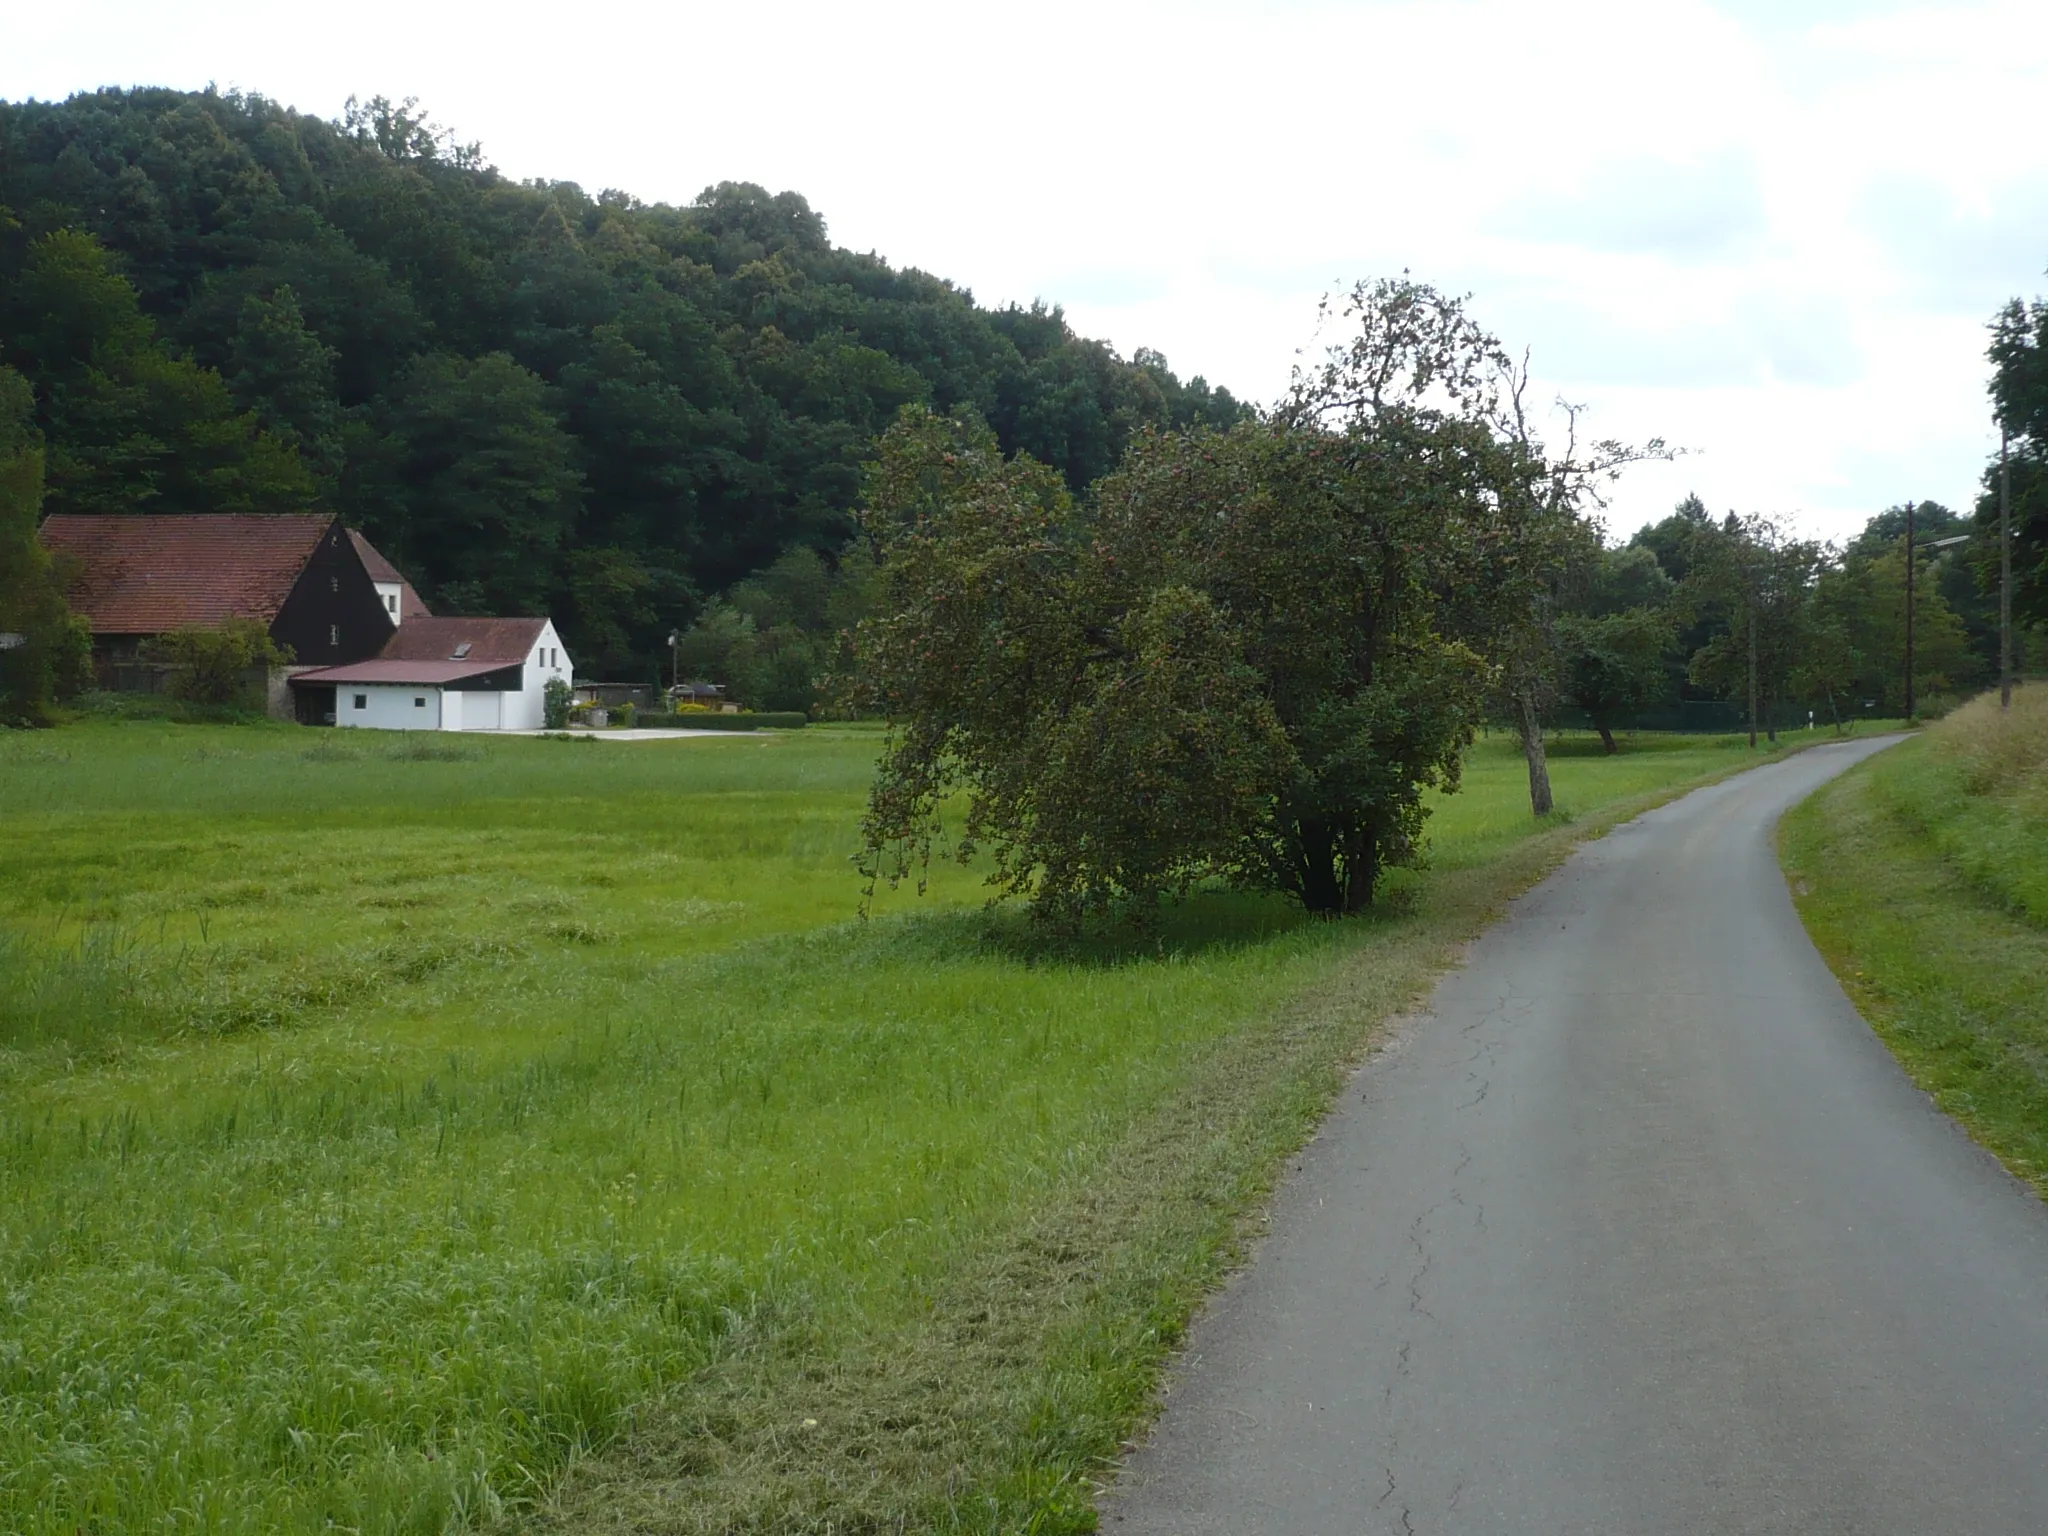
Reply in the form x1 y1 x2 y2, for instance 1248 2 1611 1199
1782 688 2048 1196
0 722 1847 1533
542 730 1861 1535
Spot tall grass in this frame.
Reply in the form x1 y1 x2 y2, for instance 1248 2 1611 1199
1 721 1823 1532
1878 686 2048 923
1784 687 2048 1193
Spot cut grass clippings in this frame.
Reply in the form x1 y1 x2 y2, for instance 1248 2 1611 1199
1783 688 2048 1197
0 721 1861 1533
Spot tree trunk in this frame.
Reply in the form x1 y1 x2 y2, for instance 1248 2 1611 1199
1342 827 1378 914
1594 720 1618 755
1294 817 1345 916
1518 689 1554 817
1289 818 1379 916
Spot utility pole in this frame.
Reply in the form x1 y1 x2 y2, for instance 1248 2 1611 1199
1747 604 1759 750
1904 499 1916 722
2001 422 2014 710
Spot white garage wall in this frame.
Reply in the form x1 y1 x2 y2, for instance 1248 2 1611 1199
338 685 440 731
460 691 502 731
504 620 573 731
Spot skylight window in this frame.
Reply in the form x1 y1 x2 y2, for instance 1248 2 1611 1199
451 642 472 659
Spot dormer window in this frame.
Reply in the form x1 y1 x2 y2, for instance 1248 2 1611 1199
386 594 397 613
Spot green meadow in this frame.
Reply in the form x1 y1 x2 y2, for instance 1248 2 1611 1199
2 719 1842 1533
1784 689 2048 1195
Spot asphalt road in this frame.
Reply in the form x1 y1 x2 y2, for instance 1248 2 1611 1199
1104 736 2048 1535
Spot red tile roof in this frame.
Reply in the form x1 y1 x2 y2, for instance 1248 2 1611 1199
290 659 515 686
345 529 404 584
347 530 433 620
378 616 548 666
40 514 335 634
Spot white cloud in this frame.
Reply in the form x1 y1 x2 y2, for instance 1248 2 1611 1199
4 0 2043 543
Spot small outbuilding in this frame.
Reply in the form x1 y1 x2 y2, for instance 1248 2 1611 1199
290 617 572 731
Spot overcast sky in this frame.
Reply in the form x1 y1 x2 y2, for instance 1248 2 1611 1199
7 0 2045 542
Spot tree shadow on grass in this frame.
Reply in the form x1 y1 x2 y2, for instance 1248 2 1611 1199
844 881 1421 973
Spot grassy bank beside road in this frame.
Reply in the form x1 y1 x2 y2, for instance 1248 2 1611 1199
1 722 1833 1533
1783 690 2048 1194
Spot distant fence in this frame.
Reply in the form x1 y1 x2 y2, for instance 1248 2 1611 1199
1542 699 1882 735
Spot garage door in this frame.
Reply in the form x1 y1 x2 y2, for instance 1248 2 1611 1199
463 691 501 731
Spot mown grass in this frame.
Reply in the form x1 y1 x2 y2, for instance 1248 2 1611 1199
1 720 1833 1533
1783 688 2048 1194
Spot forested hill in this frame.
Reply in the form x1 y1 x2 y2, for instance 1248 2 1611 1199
0 87 1243 673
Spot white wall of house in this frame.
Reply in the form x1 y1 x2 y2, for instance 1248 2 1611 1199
326 622 572 733
503 620 572 731
339 684 441 730
372 581 404 625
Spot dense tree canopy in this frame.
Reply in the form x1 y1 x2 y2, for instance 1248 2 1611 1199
1983 296 2047 628
0 86 1243 676
0 366 91 724
852 405 1492 925
853 279 1618 923
1683 513 1831 742
1553 545 1678 752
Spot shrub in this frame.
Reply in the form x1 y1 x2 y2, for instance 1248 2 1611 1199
543 676 573 730
617 701 637 729
0 368 92 726
145 619 292 705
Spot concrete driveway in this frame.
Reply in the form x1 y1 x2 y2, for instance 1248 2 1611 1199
505 728 762 740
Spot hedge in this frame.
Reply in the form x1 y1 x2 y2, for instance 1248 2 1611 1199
634 712 809 731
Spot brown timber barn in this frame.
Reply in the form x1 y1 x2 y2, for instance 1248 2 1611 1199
38 514 426 684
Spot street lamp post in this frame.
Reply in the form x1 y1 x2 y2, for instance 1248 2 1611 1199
1904 500 1917 722
2001 421 2014 711
667 630 679 701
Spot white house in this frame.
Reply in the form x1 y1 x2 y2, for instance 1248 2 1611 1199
290 616 572 731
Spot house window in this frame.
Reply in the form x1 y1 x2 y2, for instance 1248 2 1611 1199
353 694 367 709
330 576 339 593
387 594 398 613
414 696 426 708
330 624 340 647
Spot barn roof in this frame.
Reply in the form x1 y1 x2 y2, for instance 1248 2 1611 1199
290 659 518 687
378 616 548 665
347 531 433 620
40 514 336 634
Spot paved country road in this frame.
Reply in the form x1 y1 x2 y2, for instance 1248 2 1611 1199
1103 736 2048 1535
